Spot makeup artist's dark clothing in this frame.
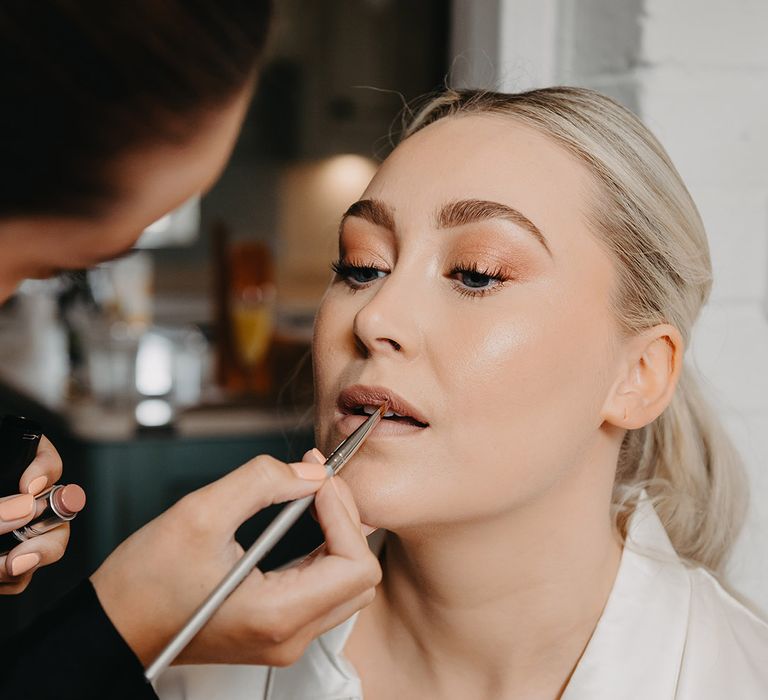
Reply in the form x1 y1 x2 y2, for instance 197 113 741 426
0 578 158 700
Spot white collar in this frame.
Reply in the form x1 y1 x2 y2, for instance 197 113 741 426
267 493 690 699
562 493 690 697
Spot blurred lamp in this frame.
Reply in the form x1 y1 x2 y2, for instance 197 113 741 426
136 331 174 396
135 399 173 428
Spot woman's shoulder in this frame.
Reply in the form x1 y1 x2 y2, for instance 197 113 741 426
688 566 768 638
567 497 768 699
676 565 768 697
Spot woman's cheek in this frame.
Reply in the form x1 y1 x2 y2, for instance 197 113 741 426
313 300 351 431
313 298 339 367
459 316 537 384
448 312 575 443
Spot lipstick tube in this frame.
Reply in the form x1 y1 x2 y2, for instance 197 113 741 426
0 484 86 555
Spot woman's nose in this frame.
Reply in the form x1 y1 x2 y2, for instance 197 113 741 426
352 277 420 359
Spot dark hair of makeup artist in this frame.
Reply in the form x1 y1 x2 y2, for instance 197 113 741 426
0 0 272 219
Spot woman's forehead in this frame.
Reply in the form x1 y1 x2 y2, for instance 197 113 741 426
361 114 596 251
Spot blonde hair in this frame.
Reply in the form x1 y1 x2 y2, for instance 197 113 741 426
402 87 747 574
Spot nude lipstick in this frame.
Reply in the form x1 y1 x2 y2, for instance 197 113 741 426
336 384 430 437
0 484 86 555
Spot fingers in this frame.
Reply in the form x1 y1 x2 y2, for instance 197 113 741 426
226 557 380 666
314 476 369 560
0 569 33 595
326 474 376 536
241 476 380 623
252 586 377 668
0 549 39 584
0 436 70 593
304 448 326 523
146 445 380 668
0 493 36 535
0 523 70 580
301 448 326 465
0 436 64 536
190 452 329 533
19 436 62 496
0 523 70 593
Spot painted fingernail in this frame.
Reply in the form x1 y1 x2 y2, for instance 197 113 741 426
0 494 35 521
291 461 328 480
27 476 48 496
310 448 326 464
362 524 377 536
10 552 40 576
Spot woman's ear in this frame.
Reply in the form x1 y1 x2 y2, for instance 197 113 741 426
601 324 684 430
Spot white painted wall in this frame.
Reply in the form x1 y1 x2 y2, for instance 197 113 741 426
450 0 768 612
638 0 768 613
450 0 559 91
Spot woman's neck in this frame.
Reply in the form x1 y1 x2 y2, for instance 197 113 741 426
347 459 624 699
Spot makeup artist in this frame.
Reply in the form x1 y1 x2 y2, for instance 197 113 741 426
0 3 380 699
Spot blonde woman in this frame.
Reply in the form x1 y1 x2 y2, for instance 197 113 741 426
158 87 768 699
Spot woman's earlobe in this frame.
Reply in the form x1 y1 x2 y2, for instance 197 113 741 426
602 324 684 430
602 388 645 430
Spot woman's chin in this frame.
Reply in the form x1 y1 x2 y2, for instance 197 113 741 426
347 487 410 532
351 489 434 533
335 451 447 530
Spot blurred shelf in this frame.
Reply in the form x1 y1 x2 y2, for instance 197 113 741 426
65 396 313 442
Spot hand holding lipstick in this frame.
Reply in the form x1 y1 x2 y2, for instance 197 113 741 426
0 435 71 594
91 448 381 669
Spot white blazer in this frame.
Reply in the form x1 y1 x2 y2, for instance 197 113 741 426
156 494 768 699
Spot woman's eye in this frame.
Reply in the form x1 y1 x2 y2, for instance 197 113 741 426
331 259 510 297
331 259 387 287
449 264 510 297
457 269 495 288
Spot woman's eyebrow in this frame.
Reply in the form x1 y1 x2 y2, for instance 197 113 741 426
436 199 552 257
339 199 395 234
339 197 552 258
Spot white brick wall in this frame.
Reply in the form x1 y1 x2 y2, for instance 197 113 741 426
641 0 768 69
640 0 768 612
452 0 768 610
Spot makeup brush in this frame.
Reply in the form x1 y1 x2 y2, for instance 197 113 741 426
144 402 388 682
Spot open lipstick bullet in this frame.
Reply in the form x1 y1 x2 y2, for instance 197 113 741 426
0 484 87 555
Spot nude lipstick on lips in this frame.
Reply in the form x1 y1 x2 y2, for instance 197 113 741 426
336 384 430 437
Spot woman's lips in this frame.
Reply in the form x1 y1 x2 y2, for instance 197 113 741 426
334 411 429 439
337 385 429 426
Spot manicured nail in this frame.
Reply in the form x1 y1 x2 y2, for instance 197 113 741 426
362 524 377 536
0 494 35 521
310 448 326 464
291 461 328 480
10 552 40 576
27 476 48 496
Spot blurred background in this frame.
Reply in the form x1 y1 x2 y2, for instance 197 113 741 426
0 0 765 633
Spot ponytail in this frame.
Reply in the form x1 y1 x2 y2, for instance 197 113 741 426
613 365 748 573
